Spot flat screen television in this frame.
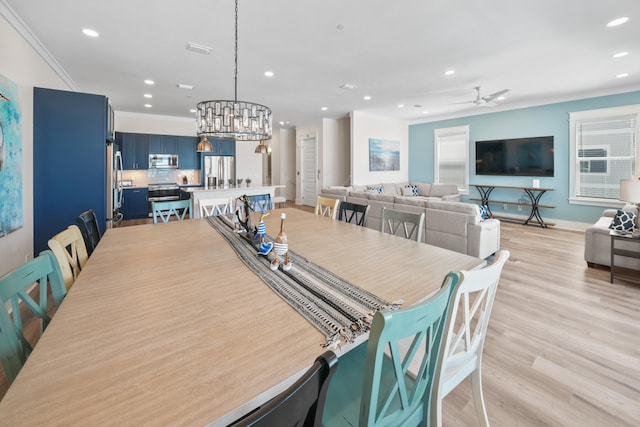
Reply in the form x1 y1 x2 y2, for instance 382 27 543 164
475 136 554 177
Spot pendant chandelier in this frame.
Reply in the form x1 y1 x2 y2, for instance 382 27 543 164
195 0 272 151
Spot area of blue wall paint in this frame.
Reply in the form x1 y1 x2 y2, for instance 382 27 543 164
409 91 640 224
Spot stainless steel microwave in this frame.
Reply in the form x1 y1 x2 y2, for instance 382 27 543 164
149 154 178 169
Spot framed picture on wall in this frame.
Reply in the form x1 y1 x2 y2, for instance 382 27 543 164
369 138 399 171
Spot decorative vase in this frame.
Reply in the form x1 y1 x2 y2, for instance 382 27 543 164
272 212 291 271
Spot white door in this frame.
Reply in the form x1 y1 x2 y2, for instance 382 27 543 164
301 135 318 207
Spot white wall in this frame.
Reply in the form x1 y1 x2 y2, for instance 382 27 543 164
351 111 408 185
235 140 263 187
114 111 196 136
0 13 70 276
322 117 350 187
277 128 296 201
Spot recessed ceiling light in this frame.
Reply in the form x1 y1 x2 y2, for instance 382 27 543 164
189 109 196 113
423 111 429 115
279 121 285 125
397 104 404 108
82 28 99 38
264 71 274 77
144 79 154 85
144 94 152 98
613 51 629 58
616 73 630 78
363 95 371 100
497 96 506 100
321 107 328 111
444 69 455 76
607 17 629 27
144 104 152 108
177 83 194 90
186 42 212 55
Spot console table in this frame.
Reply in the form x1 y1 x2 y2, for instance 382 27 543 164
471 184 555 228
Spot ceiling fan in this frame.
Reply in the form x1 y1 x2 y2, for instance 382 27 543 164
462 86 510 107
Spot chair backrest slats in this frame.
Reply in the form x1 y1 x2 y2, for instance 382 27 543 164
48 224 89 291
247 194 273 212
315 196 340 219
338 201 370 226
229 351 338 427
75 209 101 256
0 250 67 383
199 197 232 217
380 207 425 241
360 272 460 426
152 200 191 223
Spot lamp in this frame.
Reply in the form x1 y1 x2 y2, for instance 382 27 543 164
254 140 268 154
196 135 213 152
620 176 640 207
195 0 272 146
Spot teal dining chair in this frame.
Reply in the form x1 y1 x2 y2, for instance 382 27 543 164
247 194 273 212
0 250 67 384
322 272 460 427
152 199 191 223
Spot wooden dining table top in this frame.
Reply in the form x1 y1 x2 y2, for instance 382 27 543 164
0 208 484 426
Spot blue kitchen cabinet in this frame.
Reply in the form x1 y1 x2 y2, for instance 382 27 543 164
118 132 148 170
214 139 235 156
121 188 149 219
33 87 110 255
178 136 199 169
149 134 178 154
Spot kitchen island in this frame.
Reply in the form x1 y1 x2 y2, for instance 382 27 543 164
182 185 282 218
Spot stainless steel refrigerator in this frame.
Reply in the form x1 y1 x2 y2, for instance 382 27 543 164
203 155 235 189
106 144 124 227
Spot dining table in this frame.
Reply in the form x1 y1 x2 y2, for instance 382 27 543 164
0 208 484 426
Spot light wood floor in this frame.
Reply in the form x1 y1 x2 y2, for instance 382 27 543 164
5 204 640 426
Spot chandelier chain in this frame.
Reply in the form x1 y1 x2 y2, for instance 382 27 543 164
234 0 238 102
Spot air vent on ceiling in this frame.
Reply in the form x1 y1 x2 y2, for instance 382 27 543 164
177 84 194 90
339 83 357 90
186 42 212 55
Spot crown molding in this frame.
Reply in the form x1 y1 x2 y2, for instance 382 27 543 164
0 0 78 90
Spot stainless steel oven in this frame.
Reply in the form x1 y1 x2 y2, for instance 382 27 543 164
147 183 180 217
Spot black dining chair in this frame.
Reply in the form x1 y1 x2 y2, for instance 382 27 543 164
338 201 371 227
228 351 338 427
75 209 101 256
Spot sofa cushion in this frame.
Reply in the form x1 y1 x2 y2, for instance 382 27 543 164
349 190 370 199
353 184 367 192
369 194 395 203
322 187 350 197
382 183 403 195
403 185 419 197
416 183 431 197
394 195 427 207
609 209 638 232
429 183 458 197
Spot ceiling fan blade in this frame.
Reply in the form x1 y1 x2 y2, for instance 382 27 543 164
482 89 510 103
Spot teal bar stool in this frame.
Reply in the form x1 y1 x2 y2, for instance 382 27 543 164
322 272 460 427
0 250 67 384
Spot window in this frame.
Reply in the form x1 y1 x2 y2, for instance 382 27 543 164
569 105 640 205
434 125 469 193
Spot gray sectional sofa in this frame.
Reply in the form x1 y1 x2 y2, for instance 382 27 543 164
320 182 500 259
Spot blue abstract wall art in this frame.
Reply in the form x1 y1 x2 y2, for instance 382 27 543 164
369 138 400 171
0 73 23 237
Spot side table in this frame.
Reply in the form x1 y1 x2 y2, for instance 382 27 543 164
610 231 640 284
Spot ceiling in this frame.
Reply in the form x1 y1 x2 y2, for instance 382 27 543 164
3 0 640 130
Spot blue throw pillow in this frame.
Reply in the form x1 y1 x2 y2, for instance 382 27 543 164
366 185 383 194
404 185 419 197
609 209 637 232
479 205 488 221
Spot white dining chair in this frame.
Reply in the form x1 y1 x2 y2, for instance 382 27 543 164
430 250 510 427
199 197 232 217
